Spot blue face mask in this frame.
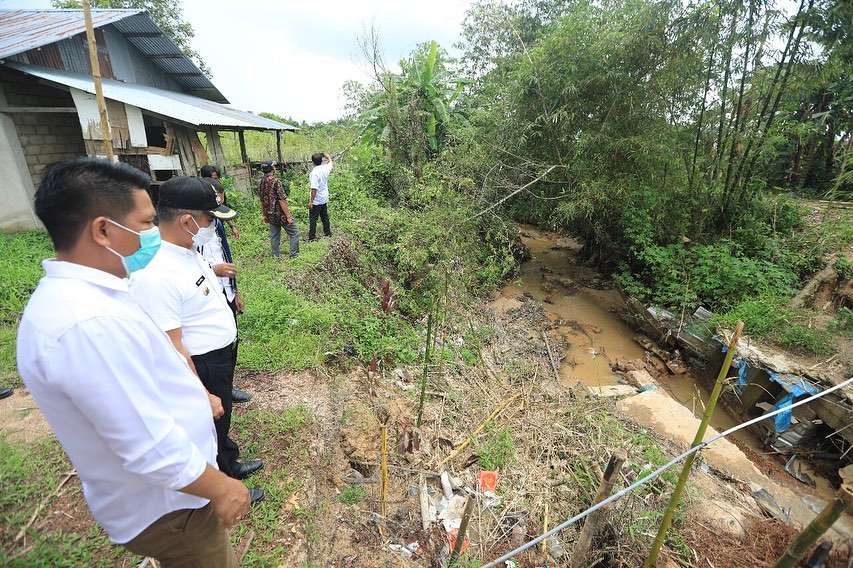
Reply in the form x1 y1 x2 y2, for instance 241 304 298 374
105 219 161 275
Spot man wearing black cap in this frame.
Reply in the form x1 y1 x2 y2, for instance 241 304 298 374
129 177 264 503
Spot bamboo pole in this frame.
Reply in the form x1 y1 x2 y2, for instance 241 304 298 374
380 426 388 519
572 451 626 568
644 321 744 568
541 502 549 554
82 0 113 160
416 298 435 428
773 484 852 568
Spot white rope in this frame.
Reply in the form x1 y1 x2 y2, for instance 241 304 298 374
482 375 853 568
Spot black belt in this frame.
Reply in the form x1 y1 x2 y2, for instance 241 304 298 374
192 339 237 360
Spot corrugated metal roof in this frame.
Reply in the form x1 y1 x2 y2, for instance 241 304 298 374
4 62 296 131
0 9 228 103
0 9 136 60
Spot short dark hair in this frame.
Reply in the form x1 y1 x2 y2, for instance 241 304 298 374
203 177 224 193
200 165 220 178
311 153 324 166
35 158 150 251
156 204 196 224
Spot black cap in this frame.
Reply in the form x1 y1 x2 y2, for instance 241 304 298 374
159 176 236 220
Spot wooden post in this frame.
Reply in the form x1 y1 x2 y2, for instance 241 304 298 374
238 129 248 164
571 450 626 567
276 130 283 164
645 322 744 568
773 484 852 568
450 496 476 561
82 0 113 160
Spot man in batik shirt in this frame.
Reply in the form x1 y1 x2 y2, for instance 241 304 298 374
258 162 299 258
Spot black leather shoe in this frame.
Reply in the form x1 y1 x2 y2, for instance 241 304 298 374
0 388 12 400
233 460 264 480
232 388 252 403
249 488 265 504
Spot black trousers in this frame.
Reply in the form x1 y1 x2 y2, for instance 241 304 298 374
192 343 240 477
308 203 331 240
226 297 239 370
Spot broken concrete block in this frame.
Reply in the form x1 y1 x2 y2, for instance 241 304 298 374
590 384 639 398
626 370 658 389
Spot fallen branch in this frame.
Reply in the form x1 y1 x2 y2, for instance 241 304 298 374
790 256 838 309
439 393 522 467
14 470 77 544
543 331 561 383
236 530 255 564
459 165 558 226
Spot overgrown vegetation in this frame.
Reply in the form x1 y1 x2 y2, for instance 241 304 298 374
221 143 521 372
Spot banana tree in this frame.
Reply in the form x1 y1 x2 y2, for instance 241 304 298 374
359 41 472 168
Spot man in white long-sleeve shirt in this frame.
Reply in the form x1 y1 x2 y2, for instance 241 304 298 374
16 158 249 566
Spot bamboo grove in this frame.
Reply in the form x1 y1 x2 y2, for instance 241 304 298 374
364 0 852 315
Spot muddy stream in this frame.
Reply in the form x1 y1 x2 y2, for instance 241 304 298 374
492 225 853 542
494 226 743 434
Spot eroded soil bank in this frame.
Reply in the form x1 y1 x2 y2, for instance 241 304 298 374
493 226 852 552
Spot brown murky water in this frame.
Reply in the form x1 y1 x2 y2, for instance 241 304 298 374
491 226 853 539
493 226 743 434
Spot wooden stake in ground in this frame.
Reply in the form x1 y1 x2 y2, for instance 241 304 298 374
450 496 476 561
571 450 626 568
419 475 431 530
773 484 853 568
645 321 744 568
82 0 113 160
541 502 549 555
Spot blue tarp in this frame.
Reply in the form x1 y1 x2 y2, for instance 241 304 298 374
725 349 821 433
767 372 820 432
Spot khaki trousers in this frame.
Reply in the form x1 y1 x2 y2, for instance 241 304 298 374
121 504 237 568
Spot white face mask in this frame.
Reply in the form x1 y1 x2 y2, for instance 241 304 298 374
187 216 216 248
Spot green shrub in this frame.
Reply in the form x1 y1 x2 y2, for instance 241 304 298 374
0 231 53 325
478 425 515 470
830 307 853 333
338 486 365 505
716 294 834 355
836 257 853 281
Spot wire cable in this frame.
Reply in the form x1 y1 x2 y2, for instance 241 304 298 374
483 375 853 568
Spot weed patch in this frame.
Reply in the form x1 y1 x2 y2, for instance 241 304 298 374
716 294 835 355
338 486 365 505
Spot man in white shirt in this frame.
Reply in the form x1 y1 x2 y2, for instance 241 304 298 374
308 151 333 241
129 177 265 493
199 177 252 404
17 158 249 566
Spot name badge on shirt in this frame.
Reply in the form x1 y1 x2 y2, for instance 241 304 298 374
195 275 205 287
